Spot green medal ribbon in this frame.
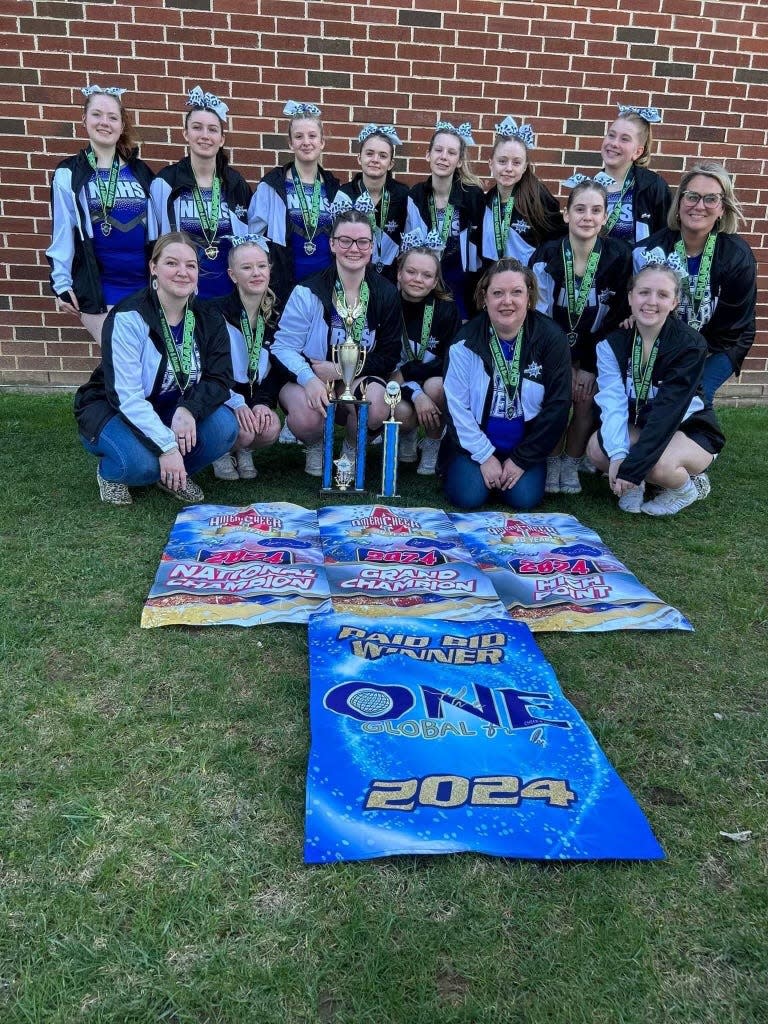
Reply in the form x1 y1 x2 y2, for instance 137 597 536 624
366 187 390 267
489 323 525 407
85 147 120 225
602 171 634 236
191 174 222 244
492 191 516 258
630 330 660 424
334 278 370 344
562 240 601 344
674 232 717 331
159 305 196 392
428 193 455 247
240 309 266 383
404 300 435 363
291 168 322 242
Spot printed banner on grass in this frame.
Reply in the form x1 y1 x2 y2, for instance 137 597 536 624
305 612 665 863
141 503 329 627
449 511 692 632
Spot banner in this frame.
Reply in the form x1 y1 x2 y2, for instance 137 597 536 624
305 612 665 863
449 511 692 632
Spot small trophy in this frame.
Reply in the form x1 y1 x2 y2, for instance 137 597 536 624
379 381 401 499
320 330 370 493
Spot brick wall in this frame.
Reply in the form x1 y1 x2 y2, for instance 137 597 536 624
2 0 766 403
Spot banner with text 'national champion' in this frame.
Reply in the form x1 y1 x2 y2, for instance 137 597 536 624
305 612 665 863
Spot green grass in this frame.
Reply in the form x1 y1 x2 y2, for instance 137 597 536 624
1 393 766 1024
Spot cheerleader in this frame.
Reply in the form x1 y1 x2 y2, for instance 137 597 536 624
150 86 251 300
531 175 633 494
336 124 417 283
248 101 340 304
391 230 461 475
208 236 282 481
597 103 671 243
633 161 757 403
481 116 565 268
587 259 724 515
407 120 485 321
47 84 155 343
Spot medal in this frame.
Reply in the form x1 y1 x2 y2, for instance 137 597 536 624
376 261 383 273
204 245 219 260
101 222 112 237
292 169 323 256
562 239 601 346
191 174 222 260
567 331 578 346
304 240 316 255
674 232 716 331
602 171 635 237
86 147 120 235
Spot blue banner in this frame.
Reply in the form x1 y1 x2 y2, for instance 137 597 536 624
305 612 665 863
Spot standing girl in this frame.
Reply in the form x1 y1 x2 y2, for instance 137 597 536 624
151 87 251 300
531 176 633 494
47 84 155 343
248 101 340 303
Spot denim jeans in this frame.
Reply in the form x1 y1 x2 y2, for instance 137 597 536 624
701 351 734 405
442 452 546 511
80 406 238 485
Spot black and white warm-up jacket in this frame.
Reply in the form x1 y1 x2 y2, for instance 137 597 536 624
398 295 462 401
270 265 403 388
150 157 251 238
209 289 282 411
443 310 572 470
74 287 233 454
479 181 566 268
338 173 418 282
605 164 672 243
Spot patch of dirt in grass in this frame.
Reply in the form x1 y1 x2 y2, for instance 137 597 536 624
44 649 79 682
436 968 470 1006
646 785 688 806
317 990 342 1022
699 854 735 892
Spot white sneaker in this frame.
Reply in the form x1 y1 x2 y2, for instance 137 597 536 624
304 440 324 477
279 423 298 444
545 456 561 494
559 455 582 494
97 469 132 505
618 481 645 513
641 479 698 516
692 473 711 501
417 436 441 475
212 453 239 480
235 449 257 479
398 428 418 463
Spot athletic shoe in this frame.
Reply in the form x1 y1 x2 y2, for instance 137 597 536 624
618 482 645 513
304 440 324 477
156 478 205 504
417 436 441 475
641 479 698 516
692 473 711 501
235 450 258 479
212 453 239 480
559 455 582 494
545 456 561 494
398 428 418 463
578 453 598 474
278 423 298 444
97 469 132 505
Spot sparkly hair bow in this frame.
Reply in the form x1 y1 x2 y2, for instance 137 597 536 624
435 120 476 145
641 246 685 277
561 171 616 189
618 103 663 124
283 100 322 118
330 193 376 219
228 234 270 253
399 229 445 255
494 116 536 149
358 123 402 146
81 84 126 98
187 86 229 122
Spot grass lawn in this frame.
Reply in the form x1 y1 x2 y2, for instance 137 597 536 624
1 393 766 1024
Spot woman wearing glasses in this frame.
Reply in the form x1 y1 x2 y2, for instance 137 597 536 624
633 161 756 403
270 208 402 476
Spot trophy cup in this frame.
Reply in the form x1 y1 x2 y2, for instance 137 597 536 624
378 380 402 499
320 324 370 493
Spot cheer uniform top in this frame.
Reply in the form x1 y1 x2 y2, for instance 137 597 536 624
531 235 633 374
338 173 418 283
47 147 155 314
74 288 233 455
603 164 671 244
595 317 725 485
398 294 461 402
480 181 566 268
208 289 283 411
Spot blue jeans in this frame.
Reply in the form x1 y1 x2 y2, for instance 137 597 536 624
80 407 238 485
443 452 546 511
701 352 734 405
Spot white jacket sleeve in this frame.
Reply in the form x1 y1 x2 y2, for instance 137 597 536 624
270 286 326 386
595 339 630 460
444 342 496 464
46 167 80 296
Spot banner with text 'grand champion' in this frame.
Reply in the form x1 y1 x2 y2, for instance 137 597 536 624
305 613 665 863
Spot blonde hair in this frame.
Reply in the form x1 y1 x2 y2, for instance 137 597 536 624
609 113 653 168
428 129 483 189
668 161 743 234
228 242 278 325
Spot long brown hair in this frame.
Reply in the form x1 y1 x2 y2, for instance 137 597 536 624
490 135 563 242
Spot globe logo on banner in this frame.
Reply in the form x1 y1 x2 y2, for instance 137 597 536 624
348 688 395 718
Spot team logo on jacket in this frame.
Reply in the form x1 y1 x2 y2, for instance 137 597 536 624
598 288 615 304
524 361 542 380
234 204 248 219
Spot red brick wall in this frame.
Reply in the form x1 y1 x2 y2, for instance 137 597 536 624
2 0 766 402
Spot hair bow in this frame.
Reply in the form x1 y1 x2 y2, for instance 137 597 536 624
399 229 445 255
561 171 616 189
641 247 685 277
81 84 126 98
283 100 322 118
435 120 475 145
187 86 229 122
330 193 376 220
617 103 663 124
358 123 402 146
228 234 270 253
494 116 536 149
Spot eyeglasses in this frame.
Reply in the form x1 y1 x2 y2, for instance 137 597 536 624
333 236 373 252
680 190 723 209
